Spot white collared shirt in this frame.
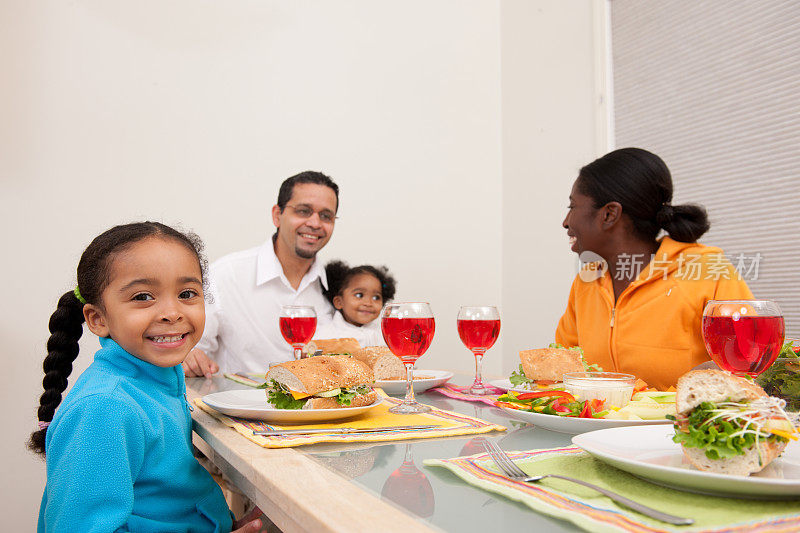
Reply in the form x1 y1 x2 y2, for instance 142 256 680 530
196 240 335 373
312 310 386 348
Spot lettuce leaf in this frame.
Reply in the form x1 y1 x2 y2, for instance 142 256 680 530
267 380 307 410
509 364 534 387
669 401 786 461
336 385 372 406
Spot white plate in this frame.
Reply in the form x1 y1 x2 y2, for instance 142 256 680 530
202 389 383 423
499 406 670 434
573 425 800 499
488 378 561 394
376 369 454 395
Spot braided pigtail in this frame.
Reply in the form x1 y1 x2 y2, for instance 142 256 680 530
28 291 85 455
28 221 207 457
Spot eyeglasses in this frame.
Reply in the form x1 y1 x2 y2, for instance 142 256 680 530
284 204 338 223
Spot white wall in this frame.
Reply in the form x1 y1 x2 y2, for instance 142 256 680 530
0 1 601 528
500 0 608 371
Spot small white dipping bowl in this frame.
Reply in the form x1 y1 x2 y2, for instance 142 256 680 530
563 372 636 409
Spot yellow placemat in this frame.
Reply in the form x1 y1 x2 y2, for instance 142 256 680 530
195 390 506 448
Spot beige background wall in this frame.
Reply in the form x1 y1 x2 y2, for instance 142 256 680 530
0 0 604 527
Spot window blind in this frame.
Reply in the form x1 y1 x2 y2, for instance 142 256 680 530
610 0 800 338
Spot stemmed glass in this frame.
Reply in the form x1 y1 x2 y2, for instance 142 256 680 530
702 300 785 377
380 443 434 518
279 305 317 360
457 306 501 395
381 302 436 414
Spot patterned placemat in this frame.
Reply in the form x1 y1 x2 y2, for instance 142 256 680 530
425 445 800 532
195 390 506 448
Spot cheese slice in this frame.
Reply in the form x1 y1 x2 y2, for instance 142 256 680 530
290 390 312 400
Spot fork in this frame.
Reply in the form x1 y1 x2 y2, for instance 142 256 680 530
481 439 694 526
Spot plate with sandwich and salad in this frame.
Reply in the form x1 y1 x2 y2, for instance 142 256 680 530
491 345 676 433
202 356 382 423
573 370 800 498
302 340 454 395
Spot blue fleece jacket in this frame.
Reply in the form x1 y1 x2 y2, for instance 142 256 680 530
38 337 233 533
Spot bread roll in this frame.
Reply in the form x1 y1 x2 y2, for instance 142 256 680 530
346 346 405 380
675 369 788 475
519 348 584 382
676 369 766 415
307 338 362 354
266 356 374 395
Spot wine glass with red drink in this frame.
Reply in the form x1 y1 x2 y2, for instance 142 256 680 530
702 300 785 377
380 443 434 518
381 302 436 414
279 305 317 360
457 306 501 395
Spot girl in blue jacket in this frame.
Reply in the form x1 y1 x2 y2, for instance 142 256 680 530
29 222 261 533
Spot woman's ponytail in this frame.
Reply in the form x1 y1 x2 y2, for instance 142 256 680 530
657 203 710 243
28 291 85 455
578 148 712 244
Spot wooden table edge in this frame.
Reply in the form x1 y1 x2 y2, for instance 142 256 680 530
187 387 439 533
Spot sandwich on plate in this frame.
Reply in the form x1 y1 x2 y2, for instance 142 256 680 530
265 356 377 409
670 369 797 476
509 344 600 389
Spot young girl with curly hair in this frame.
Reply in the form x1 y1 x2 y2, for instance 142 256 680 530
30 222 260 533
315 260 397 346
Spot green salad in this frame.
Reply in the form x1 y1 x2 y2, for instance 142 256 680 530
756 340 800 412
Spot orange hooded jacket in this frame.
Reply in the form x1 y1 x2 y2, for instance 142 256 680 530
556 237 753 390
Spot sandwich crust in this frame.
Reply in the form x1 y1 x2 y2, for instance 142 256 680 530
519 348 584 382
676 369 766 415
303 390 378 410
266 356 374 395
681 439 787 476
307 338 362 354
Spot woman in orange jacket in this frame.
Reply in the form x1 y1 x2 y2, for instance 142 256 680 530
556 148 753 390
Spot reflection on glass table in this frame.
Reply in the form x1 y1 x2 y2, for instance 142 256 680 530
381 443 435 518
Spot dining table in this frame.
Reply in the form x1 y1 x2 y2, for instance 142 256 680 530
187 373 584 533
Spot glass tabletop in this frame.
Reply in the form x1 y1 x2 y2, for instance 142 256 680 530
189 375 580 532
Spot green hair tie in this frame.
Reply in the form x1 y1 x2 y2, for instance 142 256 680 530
74 286 87 305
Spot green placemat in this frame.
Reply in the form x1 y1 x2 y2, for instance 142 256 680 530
425 446 800 532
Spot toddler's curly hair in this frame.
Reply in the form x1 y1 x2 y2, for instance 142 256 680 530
323 260 396 304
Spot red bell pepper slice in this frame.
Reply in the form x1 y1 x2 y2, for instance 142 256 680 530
550 398 573 414
516 390 575 402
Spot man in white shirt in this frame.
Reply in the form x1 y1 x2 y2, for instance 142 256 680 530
182 171 339 376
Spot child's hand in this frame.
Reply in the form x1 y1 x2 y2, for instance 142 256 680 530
182 348 219 378
232 506 263 532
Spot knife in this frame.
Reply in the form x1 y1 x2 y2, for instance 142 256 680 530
233 372 267 385
253 424 438 436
